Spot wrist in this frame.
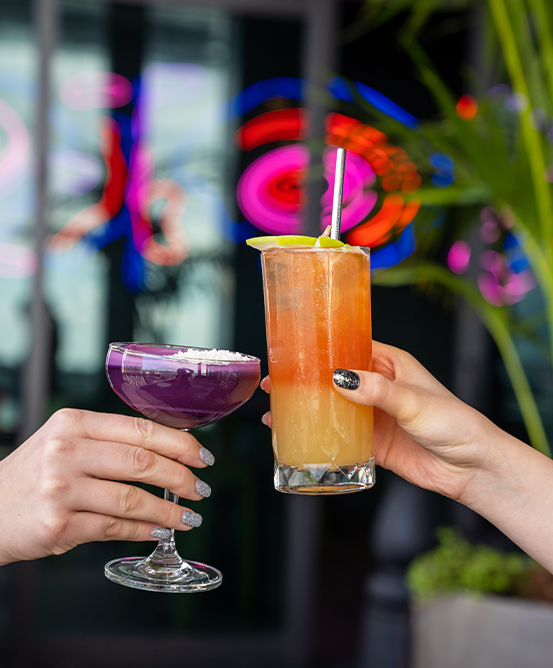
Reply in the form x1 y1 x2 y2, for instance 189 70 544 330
457 416 523 512
458 417 553 530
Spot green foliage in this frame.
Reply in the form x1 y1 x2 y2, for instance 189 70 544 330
347 0 553 455
406 527 537 600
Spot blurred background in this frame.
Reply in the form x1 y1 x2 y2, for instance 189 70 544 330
1 0 552 666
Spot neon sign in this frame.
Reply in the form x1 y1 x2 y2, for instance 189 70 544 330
49 67 192 291
0 71 449 283
234 79 423 270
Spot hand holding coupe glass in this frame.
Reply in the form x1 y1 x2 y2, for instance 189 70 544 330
0 408 216 567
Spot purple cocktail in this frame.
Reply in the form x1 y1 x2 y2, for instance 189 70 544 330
104 342 261 593
107 343 261 429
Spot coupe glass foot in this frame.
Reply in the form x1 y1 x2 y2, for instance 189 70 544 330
104 556 223 593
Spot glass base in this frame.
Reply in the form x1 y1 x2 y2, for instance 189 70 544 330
274 457 375 494
104 556 223 593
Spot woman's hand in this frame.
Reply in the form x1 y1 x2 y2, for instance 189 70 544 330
0 408 214 565
262 341 553 572
261 341 502 503
334 340 501 501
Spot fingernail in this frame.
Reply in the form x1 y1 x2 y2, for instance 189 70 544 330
195 479 211 498
199 446 215 466
151 527 171 541
333 369 360 390
182 510 203 528
261 412 270 426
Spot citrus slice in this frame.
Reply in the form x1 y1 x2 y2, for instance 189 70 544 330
246 235 345 251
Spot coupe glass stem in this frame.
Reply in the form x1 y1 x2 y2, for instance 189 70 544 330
142 489 189 573
160 489 178 548
142 428 189 570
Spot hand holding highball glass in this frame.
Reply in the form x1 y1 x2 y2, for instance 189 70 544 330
105 342 260 593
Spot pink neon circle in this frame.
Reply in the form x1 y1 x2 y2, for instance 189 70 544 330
237 144 380 235
237 145 306 235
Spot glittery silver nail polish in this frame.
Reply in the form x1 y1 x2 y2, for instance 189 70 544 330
333 368 360 390
151 527 171 541
199 446 215 466
195 479 211 498
182 510 203 528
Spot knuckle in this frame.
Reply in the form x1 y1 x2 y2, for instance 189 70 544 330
103 517 122 540
130 446 155 477
118 484 143 516
103 517 135 541
175 464 190 491
127 522 142 541
39 441 71 498
43 437 73 463
40 510 70 548
368 373 391 405
159 501 175 526
39 474 69 500
134 417 155 445
47 407 80 434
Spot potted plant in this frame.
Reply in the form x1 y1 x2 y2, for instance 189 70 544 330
407 527 553 668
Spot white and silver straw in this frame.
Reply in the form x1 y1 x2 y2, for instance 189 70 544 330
330 147 346 240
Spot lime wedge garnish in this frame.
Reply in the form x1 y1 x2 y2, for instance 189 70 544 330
317 237 345 247
246 235 345 251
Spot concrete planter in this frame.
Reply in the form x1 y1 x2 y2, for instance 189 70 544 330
411 593 553 668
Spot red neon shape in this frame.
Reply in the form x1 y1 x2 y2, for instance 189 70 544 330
325 113 421 247
236 108 309 150
456 95 478 120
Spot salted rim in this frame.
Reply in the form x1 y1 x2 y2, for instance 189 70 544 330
108 343 260 367
169 348 254 363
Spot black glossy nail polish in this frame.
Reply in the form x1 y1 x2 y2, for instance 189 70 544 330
333 369 360 390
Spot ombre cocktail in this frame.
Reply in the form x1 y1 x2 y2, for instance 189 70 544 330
260 244 374 494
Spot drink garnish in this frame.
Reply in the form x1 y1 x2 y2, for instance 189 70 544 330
246 234 345 251
169 348 253 365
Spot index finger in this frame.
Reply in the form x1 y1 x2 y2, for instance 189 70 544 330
44 409 215 468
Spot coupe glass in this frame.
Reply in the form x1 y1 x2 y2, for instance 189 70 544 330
105 342 260 593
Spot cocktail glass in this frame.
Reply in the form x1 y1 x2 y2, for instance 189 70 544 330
104 342 260 593
261 245 374 494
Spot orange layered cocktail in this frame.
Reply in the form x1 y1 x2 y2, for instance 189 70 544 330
256 238 374 494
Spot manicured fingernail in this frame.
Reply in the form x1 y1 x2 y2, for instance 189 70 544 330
182 510 203 528
333 369 360 390
199 447 215 466
261 412 270 427
195 479 211 498
151 527 171 541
